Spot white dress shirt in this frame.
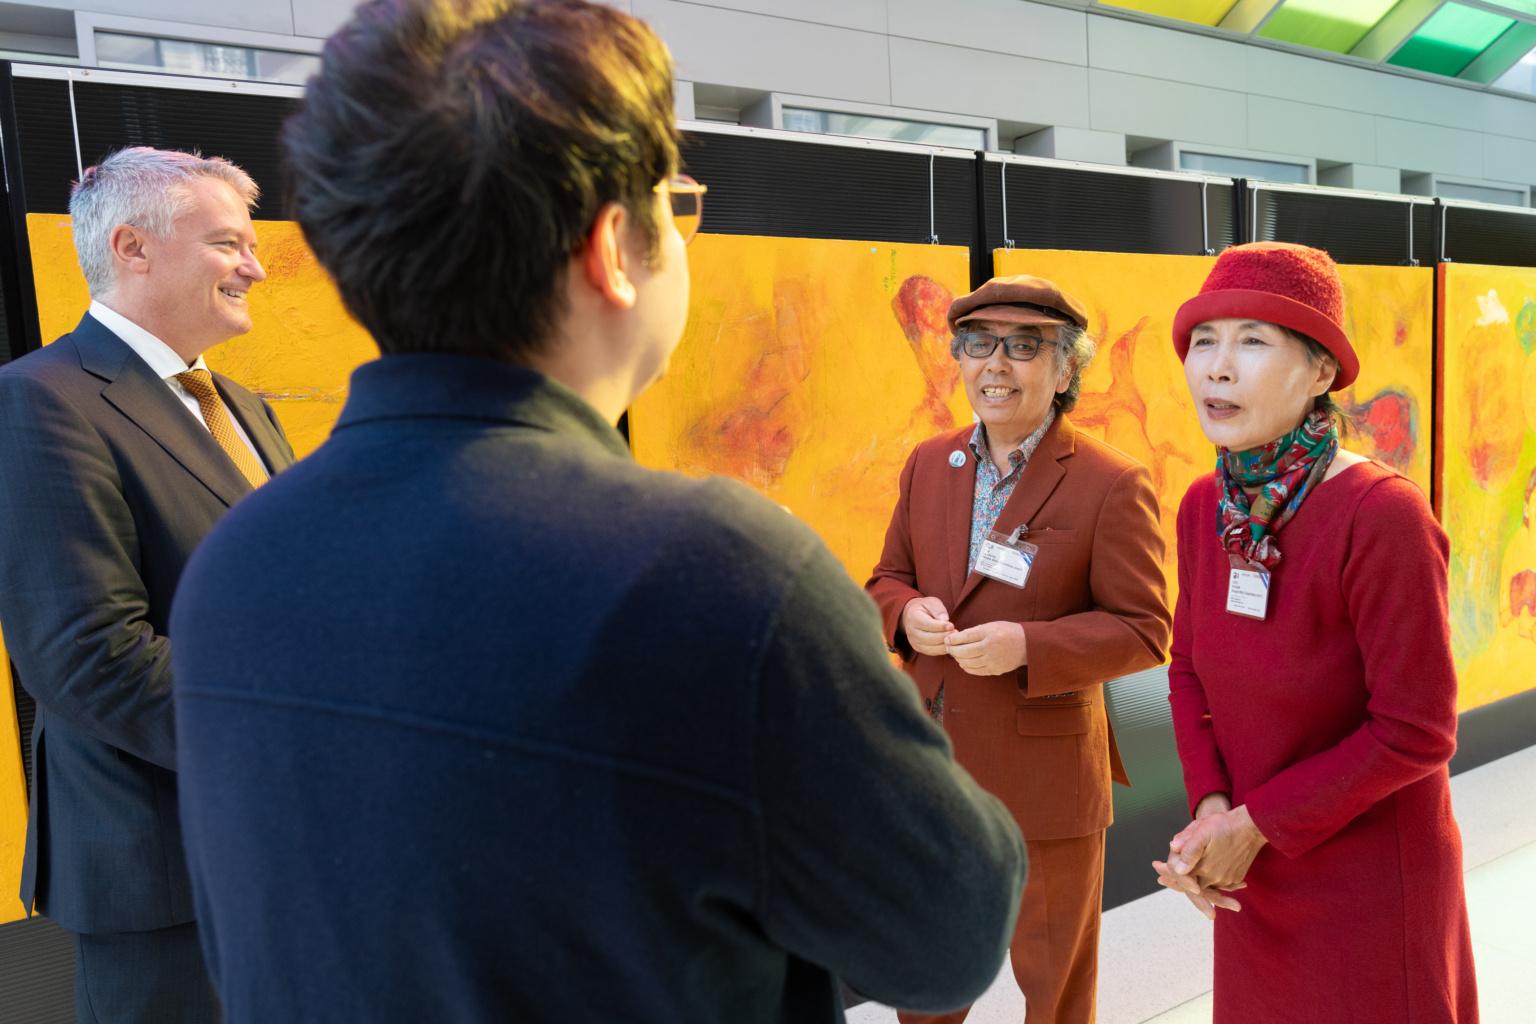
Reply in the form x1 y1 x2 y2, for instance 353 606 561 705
89 300 265 467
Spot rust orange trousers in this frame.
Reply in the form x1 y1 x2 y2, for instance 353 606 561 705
898 831 1105 1024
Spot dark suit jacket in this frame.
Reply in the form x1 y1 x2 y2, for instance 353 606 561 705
171 353 1025 1024
0 311 295 934
866 415 1171 841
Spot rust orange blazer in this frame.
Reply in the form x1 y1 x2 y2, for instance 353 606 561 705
866 414 1172 841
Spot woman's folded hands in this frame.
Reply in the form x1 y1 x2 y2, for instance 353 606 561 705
1152 792 1269 921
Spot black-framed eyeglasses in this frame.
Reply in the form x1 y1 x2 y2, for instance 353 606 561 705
955 331 1057 362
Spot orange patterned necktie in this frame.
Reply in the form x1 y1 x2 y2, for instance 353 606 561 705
174 369 268 489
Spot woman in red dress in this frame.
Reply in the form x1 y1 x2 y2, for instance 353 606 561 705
1154 242 1478 1023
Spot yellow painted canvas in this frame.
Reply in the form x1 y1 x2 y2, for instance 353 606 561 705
993 249 1433 614
1440 264 1536 711
26 214 378 458
629 234 973 582
0 633 27 925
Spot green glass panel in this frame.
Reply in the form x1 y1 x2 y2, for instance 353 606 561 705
1389 3 1516 77
1257 0 1401 54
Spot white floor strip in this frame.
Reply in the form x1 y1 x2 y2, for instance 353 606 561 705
847 743 1536 1024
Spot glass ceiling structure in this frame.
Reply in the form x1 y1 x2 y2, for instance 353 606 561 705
1097 0 1536 95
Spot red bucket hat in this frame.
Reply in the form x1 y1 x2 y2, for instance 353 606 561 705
1173 242 1359 391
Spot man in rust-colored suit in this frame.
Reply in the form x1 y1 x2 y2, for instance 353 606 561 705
867 276 1171 1024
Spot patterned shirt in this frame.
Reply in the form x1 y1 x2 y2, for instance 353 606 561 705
966 408 1056 573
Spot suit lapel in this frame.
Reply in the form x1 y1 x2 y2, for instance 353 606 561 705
74 316 254 508
215 375 295 474
945 430 979 608
954 414 1075 610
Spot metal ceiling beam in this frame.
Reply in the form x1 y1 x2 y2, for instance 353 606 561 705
1217 0 1286 35
1350 0 1444 62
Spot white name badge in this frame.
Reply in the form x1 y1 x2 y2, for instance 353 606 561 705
975 527 1039 589
1226 567 1270 620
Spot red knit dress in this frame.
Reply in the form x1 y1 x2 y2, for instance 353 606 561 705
1169 461 1478 1024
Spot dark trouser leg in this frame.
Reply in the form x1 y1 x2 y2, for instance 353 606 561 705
72 921 222 1024
897 831 1105 1024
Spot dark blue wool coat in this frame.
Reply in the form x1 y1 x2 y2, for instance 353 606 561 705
171 354 1025 1024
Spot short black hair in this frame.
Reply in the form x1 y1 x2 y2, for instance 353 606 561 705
282 0 679 360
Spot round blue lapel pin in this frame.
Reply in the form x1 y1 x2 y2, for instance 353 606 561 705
949 450 967 468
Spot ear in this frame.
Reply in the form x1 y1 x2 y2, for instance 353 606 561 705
1308 353 1339 397
1056 358 1076 394
580 202 638 310
109 223 152 278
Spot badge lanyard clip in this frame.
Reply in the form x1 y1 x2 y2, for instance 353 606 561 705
975 523 1039 590
1225 552 1270 621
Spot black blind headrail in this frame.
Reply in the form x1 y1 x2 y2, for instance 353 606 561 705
13 77 298 216
1256 188 1425 266
1445 204 1536 267
982 160 1213 257
680 129 973 246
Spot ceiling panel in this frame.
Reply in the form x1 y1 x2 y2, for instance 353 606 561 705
1493 41 1536 90
1388 3 1517 76
1094 0 1241 25
1256 0 1403 54
1093 0 1536 89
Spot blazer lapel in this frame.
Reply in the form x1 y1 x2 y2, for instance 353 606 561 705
215 376 295 475
945 432 979 609
954 414 1075 610
74 317 254 508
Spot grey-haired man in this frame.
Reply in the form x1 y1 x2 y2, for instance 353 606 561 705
0 147 294 1023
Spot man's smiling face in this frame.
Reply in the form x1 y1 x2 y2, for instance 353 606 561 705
147 176 267 353
959 317 1069 444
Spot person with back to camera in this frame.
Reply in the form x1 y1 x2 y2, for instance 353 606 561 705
866 275 1172 1024
1155 241 1477 1023
167 2 1027 1022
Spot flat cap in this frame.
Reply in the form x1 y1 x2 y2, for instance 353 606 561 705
946 274 1089 337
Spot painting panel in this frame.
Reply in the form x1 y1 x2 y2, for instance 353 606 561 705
628 234 974 582
26 214 378 458
1440 263 1536 712
993 249 1433 615
0 632 27 925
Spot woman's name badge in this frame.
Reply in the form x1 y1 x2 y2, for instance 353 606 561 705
975 525 1038 590
1226 556 1270 620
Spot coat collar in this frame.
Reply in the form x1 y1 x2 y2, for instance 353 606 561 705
73 312 258 508
951 412 1076 610
333 353 631 460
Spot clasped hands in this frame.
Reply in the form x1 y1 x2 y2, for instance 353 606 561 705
901 596 1026 675
1152 792 1268 921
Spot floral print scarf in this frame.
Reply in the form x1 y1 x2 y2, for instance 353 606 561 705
1218 408 1339 570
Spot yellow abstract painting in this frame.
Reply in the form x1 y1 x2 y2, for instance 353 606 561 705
26 214 378 458
1440 264 1536 712
0 633 26 925
993 249 1433 615
629 235 974 582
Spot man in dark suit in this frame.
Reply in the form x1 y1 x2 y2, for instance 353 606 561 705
0 147 294 1023
169 2 1026 1022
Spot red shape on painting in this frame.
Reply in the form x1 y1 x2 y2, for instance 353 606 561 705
891 275 960 433
1342 389 1416 472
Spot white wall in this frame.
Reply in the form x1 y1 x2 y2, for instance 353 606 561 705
22 0 1536 198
